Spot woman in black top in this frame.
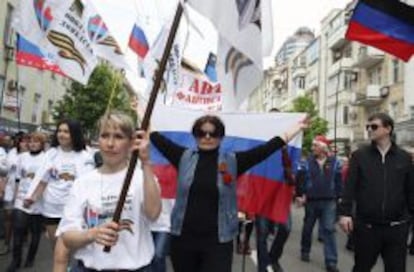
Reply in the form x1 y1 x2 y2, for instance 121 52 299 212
149 115 307 272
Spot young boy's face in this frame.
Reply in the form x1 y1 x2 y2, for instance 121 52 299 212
99 124 131 168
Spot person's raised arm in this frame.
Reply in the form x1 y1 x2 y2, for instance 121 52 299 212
236 116 309 175
136 130 161 221
150 132 185 168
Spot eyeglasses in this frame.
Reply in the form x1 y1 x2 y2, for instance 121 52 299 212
366 124 381 131
194 129 221 138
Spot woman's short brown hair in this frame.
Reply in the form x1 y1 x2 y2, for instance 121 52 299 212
191 115 225 138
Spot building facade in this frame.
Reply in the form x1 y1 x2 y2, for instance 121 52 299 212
249 1 414 151
0 0 69 133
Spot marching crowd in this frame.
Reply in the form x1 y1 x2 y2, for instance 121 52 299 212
0 111 413 272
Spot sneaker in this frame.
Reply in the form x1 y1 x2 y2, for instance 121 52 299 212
326 265 339 272
271 261 284 272
24 259 34 268
301 253 310 262
6 260 21 272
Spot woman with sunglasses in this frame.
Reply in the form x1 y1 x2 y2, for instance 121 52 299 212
148 114 308 272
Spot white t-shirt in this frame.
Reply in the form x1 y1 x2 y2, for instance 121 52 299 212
33 147 95 218
14 151 46 214
150 199 175 232
4 148 20 202
0 147 7 177
56 167 154 270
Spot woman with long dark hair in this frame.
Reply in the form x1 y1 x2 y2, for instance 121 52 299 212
24 119 95 271
147 114 308 272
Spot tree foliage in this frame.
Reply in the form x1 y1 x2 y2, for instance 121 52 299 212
290 95 328 155
53 64 136 137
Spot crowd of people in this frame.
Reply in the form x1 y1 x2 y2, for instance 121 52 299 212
0 111 413 272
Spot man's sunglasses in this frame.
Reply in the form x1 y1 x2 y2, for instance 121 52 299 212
366 124 381 131
194 129 221 138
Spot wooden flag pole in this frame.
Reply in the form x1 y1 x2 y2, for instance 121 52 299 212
104 1 184 253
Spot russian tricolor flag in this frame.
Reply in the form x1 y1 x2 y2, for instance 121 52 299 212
128 24 149 59
346 0 414 61
16 35 65 76
150 104 304 223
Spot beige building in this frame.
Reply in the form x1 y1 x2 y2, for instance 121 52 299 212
249 1 414 151
0 0 69 132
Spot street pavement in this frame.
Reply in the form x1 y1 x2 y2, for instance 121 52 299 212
1 207 413 271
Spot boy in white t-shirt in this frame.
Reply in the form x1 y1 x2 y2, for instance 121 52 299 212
56 112 161 271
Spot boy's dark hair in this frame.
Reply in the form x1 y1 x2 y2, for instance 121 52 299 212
51 119 85 152
368 112 394 135
192 115 225 138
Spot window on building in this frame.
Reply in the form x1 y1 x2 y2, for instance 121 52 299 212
368 66 382 85
298 77 305 89
343 44 352 58
343 106 349 125
32 93 41 123
3 4 14 47
389 101 398 119
332 50 342 63
392 59 399 83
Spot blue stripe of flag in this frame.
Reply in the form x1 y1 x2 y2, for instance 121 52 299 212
352 2 414 45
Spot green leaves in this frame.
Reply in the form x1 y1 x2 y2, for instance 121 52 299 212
290 95 328 155
52 64 136 138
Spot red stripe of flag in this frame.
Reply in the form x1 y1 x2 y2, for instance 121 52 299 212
346 21 414 61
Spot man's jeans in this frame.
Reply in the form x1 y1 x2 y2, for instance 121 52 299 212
300 200 338 267
150 231 171 272
255 216 291 272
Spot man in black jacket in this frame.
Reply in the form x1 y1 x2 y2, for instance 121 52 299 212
339 112 414 272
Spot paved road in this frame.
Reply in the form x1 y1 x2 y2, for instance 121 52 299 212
1 207 413 271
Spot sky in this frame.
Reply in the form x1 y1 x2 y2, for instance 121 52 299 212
268 0 352 65
95 0 354 93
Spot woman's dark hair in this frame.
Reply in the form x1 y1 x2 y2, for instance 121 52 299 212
368 112 394 135
13 132 28 153
51 119 85 152
192 115 225 138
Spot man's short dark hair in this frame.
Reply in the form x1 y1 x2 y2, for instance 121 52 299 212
192 115 225 138
368 112 394 135
269 108 280 113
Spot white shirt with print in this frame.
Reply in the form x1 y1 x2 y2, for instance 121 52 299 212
56 167 154 270
32 147 95 218
14 151 46 214
150 198 174 232
4 148 20 202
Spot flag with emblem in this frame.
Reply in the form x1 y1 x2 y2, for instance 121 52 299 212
14 0 100 84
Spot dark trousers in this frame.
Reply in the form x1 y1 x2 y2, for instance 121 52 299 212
11 209 42 266
150 231 171 272
255 216 291 272
409 220 414 252
170 236 233 272
353 221 409 272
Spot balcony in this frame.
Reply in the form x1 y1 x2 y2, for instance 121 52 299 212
353 47 385 68
351 84 389 106
291 66 306 79
328 24 347 50
328 57 353 77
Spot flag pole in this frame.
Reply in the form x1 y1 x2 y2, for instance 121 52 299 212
104 1 185 253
